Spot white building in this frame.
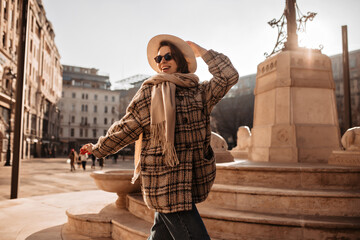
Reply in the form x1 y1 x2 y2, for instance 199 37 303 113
58 65 120 155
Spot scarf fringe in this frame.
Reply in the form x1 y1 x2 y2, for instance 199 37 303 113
151 121 179 167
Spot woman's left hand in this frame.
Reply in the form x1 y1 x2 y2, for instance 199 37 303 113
186 41 207 58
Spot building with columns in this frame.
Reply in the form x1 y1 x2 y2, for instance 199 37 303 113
0 0 62 161
58 65 120 155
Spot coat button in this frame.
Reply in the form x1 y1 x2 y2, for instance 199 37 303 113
182 117 188 124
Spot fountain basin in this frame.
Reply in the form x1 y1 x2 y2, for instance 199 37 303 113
90 169 141 208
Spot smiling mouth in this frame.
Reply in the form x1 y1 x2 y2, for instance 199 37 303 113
162 66 170 72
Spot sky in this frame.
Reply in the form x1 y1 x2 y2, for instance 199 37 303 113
41 0 360 86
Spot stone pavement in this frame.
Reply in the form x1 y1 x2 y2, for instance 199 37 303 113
0 157 135 240
0 157 134 201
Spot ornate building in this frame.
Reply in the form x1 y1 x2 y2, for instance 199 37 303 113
58 65 120 155
0 0 62 162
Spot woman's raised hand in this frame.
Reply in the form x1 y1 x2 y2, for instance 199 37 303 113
186 41 207 58
80 143 93 154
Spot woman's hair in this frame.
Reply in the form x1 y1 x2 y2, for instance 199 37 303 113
158 41 189 73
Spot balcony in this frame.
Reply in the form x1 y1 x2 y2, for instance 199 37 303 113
80 122 91 127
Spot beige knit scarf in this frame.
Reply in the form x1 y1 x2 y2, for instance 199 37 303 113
131 73 199 184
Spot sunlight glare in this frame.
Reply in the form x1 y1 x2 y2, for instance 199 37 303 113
298 31 321 50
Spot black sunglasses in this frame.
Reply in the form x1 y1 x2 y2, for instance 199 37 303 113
154 53 172 63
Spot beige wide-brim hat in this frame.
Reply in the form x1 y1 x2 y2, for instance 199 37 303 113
147 34 197 73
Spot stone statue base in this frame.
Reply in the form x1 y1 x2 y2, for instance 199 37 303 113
249 49 341 163
329 150 360 166
230 149 248 160
214 151 234 163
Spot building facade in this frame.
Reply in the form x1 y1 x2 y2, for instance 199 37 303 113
0 0 62 162
58 65 120 155
112 74 149 118
330 49 360 134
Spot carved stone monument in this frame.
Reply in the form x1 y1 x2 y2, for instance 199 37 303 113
249 0 341 163
329 127 360 166
231 126 251 159
211 132 234 163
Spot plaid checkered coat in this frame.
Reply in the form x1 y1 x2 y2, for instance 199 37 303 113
92 50 239 213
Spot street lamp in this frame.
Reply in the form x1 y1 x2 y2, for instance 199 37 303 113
4 67 16 166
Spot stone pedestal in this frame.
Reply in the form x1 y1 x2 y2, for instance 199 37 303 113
329 150 360 166
230 149 248 159
211 132 234 163
249 49 341 163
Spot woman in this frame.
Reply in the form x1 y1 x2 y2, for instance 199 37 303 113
68 149 77 172
79 151 88 171
81 34 239 239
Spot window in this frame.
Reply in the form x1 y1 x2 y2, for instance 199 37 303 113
2 32 6 48
71 128 74 137
93 129 97 138
104 106 108 113
72 92 76 98
3 1 8 20
81 117 88 125
80 129 83 137
111 107 115 114
104 118 107 125
104 130 107 135
85 105 88 112
81 105 84 112
105 96 108 101
350 57 356 69
94 94 98 100
93 117 97 124
112 96 115 102
94 105 97 113
71 116 75 123
82 93 85 99
72 104 75 111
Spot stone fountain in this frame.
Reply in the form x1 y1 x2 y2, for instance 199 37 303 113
62 169 145 239
90 170 141 208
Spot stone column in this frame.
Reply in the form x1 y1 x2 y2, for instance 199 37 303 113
249 49 342 163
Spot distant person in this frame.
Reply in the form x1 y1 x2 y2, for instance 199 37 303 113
98 157 104 170
81 34 238 239
68 149 77 172
90 154 96 169
79 150 89 171
77 154 82 169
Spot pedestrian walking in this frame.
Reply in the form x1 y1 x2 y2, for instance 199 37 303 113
81 34 238 239
77 154 82 169
68 149 77 172
90 154 96 169
98 157 104 170
112 153 118 164
79 151 88 171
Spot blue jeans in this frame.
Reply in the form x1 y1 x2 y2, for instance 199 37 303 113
148 203 210 240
